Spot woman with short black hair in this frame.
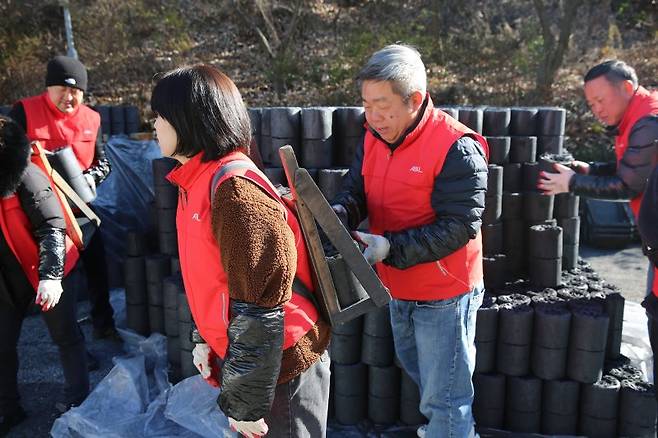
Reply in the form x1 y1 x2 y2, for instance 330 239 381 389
151 65 330 438
151 65 252 161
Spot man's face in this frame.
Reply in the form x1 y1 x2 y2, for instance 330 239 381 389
584 76 634 127
361 80 420 144
47 85 84 113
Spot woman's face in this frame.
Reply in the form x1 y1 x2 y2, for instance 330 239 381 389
153 115 180 161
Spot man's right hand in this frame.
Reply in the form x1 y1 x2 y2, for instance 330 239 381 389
570 160 590 175
228 417 268 438
353 231 391 264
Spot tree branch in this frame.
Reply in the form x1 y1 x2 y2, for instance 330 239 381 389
255 0 281 48
549 0 580 71
254 25 276 58
532 0 555 52
280 0 304 52
232 0 275 58
556 0 579 54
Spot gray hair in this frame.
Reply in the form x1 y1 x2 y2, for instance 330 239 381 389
357 44 427 100
584 60 638 89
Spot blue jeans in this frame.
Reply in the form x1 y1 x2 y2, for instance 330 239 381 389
390 282 484 438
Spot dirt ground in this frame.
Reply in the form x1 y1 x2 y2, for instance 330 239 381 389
580 242 649 304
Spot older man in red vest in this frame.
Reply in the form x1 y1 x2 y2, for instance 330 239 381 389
332 44 489 438
9 56 117 344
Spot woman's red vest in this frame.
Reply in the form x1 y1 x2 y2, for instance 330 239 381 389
363 96 489 300
0 167 80 291
20 92 99 171
614 86 658 218
167 151 318 359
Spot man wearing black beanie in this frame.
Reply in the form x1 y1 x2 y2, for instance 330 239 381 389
8 56 118 348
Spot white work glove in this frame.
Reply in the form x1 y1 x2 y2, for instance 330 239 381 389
353 231 391 265
192 342 212 379
35 279 63 311
228 417 269 438
83 173 97 197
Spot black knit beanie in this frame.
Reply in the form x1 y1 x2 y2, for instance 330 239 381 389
45 56 88 92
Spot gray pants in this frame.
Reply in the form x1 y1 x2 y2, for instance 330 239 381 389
648 261 655 297
262 351 330 438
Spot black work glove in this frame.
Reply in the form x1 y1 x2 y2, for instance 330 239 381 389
642 293 658 320
642 244 658 269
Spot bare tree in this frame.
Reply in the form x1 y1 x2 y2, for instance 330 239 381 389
232 0 304 95
532 0 582 101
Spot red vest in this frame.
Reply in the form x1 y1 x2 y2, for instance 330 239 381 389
653 267 658 298
614 86 658 218
363 96 489 300
20 92 99 171
167 151 318 359
0 169 80 291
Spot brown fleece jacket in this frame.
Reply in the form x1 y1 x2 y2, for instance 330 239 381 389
211 176 330 384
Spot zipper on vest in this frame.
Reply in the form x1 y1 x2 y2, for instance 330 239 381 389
221 293 229 326
179 187 187 208
380 149 394 231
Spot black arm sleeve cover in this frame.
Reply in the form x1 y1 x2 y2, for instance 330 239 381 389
383 136 488 270
218 301 284 421
17 163 67 280
570 117 658 200
84 138 111 185
34 228 66 281
331 136 368 230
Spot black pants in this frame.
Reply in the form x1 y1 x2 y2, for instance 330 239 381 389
0 275 89 414
80 226 114 331
649 316 658 404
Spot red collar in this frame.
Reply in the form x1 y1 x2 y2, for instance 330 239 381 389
166 152 210 191
617 86 651 135
166 150 250 191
